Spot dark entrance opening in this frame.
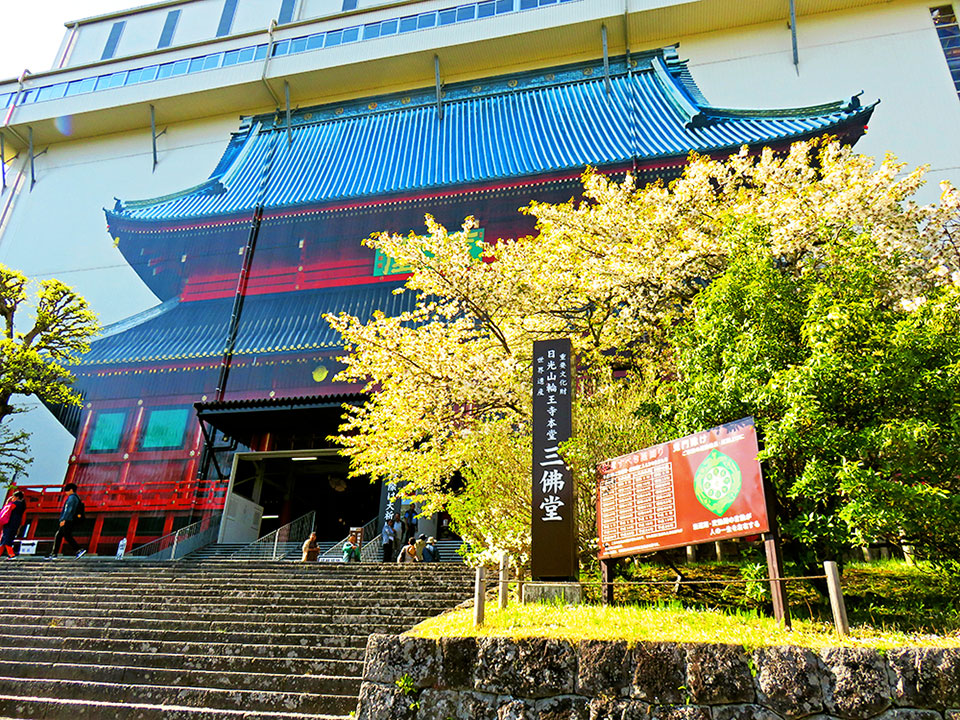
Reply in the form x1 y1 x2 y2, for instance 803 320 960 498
230 451 380 539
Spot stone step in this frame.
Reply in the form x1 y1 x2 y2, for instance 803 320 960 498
0 555 473 719
0 622 414 645
0 660 362 695
0 589 469 605
1 559 471 572
0 676 357 714
0 579 472 592
0 694 348 720
0 600 459 621
4 612 438 635
0 647 364 677
0 634 368 659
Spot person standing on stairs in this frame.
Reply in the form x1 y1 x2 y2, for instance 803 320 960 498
301 532 320 562
47 483 86 559
381 518 396 562
0 490 26 558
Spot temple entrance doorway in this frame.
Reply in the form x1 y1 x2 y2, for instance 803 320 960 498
224 449 381 543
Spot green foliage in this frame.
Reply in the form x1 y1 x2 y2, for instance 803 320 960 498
740 562 770 604
0 263 99 474
447 419 531 569
0 424 31 484
561 379 661 571
656 242 960 572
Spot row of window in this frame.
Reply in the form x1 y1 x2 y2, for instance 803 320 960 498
102 0 297 61
0 0 579 110
932 5 960 97
88 407 191 453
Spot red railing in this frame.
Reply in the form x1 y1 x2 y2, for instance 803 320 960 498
12 479 229 514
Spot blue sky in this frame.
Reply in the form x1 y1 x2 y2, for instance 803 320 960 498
1 1 135 80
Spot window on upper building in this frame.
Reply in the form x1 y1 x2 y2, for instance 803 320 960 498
342 0 359 11
101 21 125 60
87 412 126 453
217 0 239 37
158 10 181 48
931 5 960 99
279 0 297 23
140 408 190 450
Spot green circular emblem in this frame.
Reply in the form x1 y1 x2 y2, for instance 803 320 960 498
693 449 742 516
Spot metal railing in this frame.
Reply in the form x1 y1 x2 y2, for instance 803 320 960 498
319 516 379 559
15 479 228 514
126 512 222 561
229 511 315 560
361 533 383 562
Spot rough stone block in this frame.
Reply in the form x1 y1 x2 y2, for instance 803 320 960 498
459 691 502 720
439 637 478 690
817 647 891 719
499 698 537 720
629 642 687 705
873 711 943 720
578 640 630 696
362 635 441 687
537 694 590 720
752 646 825 718
712 703 786 720
649 706 712 720
417 688 461 720
940 650 960 708
356 682 418 720
475 638 577 698
685 644 755 705
887 648 960 710
589 697 651 720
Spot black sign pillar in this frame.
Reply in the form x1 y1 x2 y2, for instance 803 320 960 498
531 339 577 581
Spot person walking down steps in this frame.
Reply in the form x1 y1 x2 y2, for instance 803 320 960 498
47 483 86 559
0 491 26 558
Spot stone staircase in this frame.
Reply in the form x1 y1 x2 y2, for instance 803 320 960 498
0 556 474 718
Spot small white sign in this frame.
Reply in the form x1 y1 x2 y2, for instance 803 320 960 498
316 556 343 563
116 538 127 559
18 540 37 555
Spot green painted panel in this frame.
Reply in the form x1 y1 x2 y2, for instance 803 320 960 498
88 412 126 453
374 228 485 277
141 408 189 449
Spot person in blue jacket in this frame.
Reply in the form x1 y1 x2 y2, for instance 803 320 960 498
47 483 86 559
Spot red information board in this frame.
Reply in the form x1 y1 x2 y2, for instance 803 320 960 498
597 417 770 560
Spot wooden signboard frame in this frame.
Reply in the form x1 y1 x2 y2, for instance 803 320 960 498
597 417 789 625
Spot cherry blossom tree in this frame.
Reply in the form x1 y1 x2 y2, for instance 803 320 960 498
327 140 960 567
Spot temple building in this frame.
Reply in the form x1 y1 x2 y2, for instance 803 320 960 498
0 0 954 554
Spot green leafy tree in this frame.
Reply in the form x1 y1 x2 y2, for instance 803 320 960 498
0 425 30 485
657 243 960 573
0 264 99 476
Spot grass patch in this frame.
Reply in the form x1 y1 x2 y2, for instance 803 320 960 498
577 559 960 635
407 602 960 649
408 560 960 648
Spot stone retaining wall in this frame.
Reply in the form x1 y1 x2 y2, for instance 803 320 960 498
356 635 960 720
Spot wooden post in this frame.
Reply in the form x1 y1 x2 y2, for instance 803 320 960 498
824 561 849 636
600 558 615 605
763 532 791 628
499 553 509 610
474 566 486 626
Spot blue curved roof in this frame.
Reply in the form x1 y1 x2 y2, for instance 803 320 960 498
109 48 874 225
79 281 411 366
